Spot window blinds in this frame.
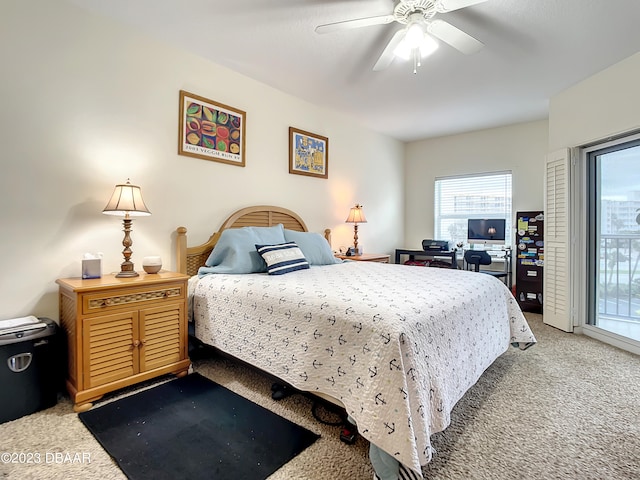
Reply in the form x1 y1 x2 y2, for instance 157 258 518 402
434 171 512 245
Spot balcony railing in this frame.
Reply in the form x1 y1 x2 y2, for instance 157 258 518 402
599 234 640 322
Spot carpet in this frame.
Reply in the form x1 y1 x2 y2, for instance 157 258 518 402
78 373 319 480
6 315 639 480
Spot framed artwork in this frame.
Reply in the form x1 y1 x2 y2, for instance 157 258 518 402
178 90 246 166
289 127 328 179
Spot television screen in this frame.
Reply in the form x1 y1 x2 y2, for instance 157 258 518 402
467 219 506 245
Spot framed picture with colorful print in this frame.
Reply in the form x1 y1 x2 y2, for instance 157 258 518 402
178 90 246 166
289 127 328 179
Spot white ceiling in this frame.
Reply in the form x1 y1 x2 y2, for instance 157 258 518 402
67 0 640 142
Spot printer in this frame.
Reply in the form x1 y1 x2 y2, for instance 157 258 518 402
422 239 450 252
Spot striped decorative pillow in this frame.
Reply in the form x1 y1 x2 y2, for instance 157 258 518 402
256 242 310 275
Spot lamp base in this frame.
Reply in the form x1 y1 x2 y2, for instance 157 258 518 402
115 260 139 278
115 270 139 278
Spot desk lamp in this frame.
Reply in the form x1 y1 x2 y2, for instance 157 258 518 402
103 179 151 277
345 204 367 254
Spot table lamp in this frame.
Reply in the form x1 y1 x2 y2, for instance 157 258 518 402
345 204 367 254
102 179 151 277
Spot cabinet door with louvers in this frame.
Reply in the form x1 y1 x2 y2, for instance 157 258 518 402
83 311 139 389
139 303 185 372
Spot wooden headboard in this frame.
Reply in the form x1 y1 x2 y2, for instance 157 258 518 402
176 205 332 276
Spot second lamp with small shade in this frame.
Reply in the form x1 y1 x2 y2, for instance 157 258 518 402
345 204 367 255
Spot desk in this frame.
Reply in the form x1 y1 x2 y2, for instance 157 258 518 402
394 249 458 268
463 249 512 287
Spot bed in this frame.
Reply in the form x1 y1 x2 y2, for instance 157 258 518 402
176 205 536 479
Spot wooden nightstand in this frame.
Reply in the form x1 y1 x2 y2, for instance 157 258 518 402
56 271 191 412
336 253 390 263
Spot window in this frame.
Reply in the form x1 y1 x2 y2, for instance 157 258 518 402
434 171 512 247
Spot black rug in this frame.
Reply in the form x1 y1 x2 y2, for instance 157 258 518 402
79 373 319 480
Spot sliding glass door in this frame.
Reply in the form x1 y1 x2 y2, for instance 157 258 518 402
587 138 640 342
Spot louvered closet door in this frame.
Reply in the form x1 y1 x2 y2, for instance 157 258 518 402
544 148 573 331
139 302 185 372
83 311 139 389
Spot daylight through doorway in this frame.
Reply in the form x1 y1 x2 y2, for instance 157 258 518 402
587 139 640 342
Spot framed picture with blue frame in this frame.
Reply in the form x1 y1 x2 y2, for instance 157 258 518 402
289 127 328 179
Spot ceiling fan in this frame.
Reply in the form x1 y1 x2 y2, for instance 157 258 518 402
315 0 488 73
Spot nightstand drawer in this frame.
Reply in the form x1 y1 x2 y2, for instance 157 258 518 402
82 282 185 315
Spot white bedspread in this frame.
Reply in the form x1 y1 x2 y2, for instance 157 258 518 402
192 261 536 477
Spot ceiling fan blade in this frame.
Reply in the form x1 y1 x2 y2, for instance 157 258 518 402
372 29 406 71
437 0 488 13
427 19 484 54
315 14 395 34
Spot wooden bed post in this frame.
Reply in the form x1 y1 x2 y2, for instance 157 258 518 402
324 228 332 247
176 226 187 275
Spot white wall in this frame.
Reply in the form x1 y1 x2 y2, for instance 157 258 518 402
0 0 404 320
404 120 549 248
549 52 640 150
547 51 640 352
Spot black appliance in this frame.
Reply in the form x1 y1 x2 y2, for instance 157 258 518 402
422 239 449 251
0 317 61 424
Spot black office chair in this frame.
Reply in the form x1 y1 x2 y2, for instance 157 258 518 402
463 250 509 284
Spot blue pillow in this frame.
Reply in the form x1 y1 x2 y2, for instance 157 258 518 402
283 229 342 265
198 224 286 276
256 242 310 275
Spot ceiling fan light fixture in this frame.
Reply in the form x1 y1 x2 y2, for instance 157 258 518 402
393 32 438 60
421 33 439 56
405 22 425 48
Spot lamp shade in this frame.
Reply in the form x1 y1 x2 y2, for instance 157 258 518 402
345 204 367 224
103 180 151 217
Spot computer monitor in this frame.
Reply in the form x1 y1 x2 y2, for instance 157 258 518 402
467 218 506 246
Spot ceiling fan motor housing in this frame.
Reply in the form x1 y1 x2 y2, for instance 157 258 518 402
394 0 438 24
